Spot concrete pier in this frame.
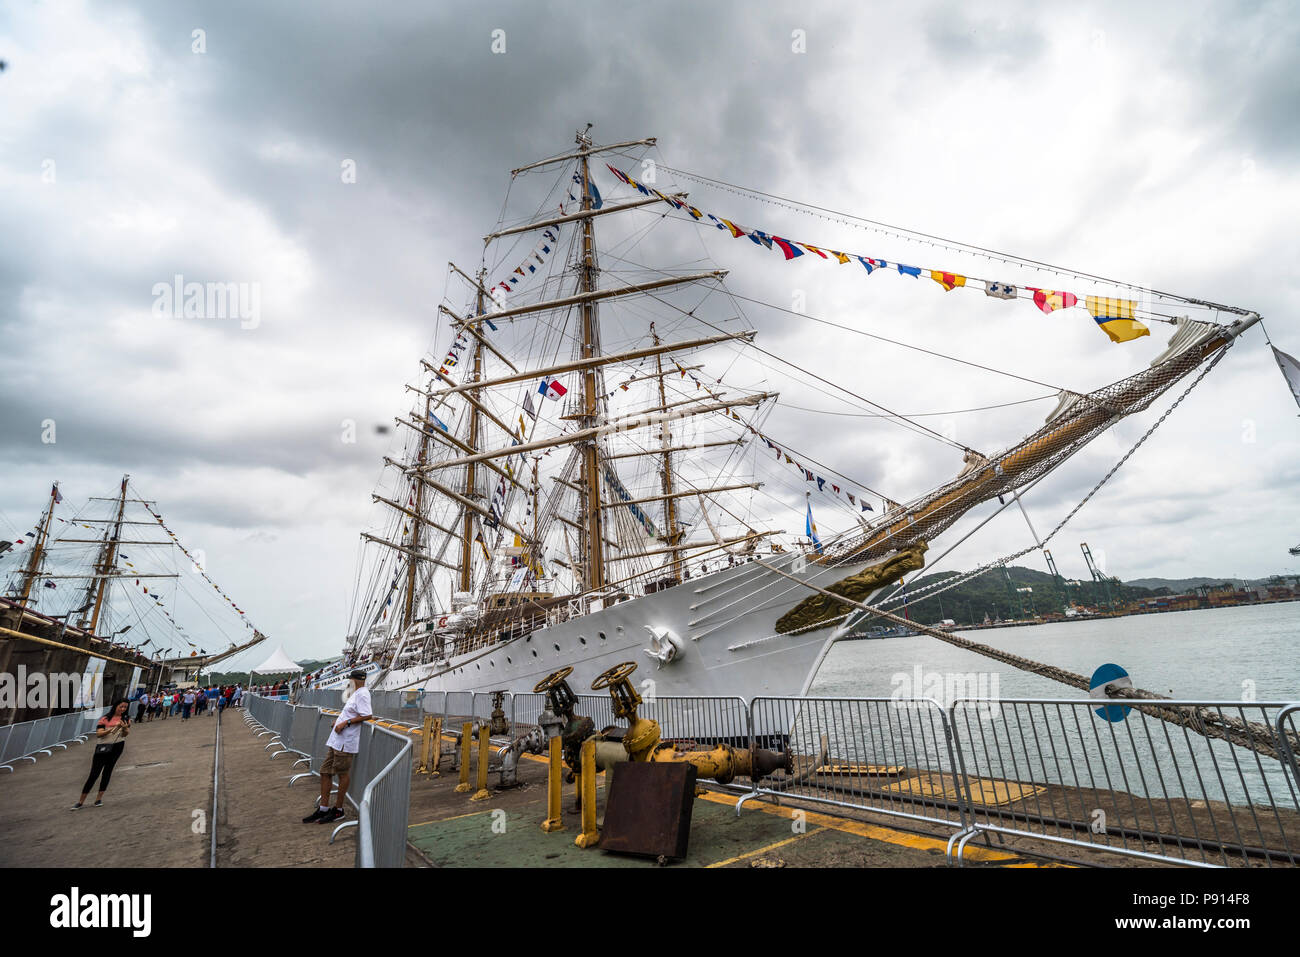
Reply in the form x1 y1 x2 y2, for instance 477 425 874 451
7 707 1224 868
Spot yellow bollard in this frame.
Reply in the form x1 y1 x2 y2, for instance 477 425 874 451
574 738 599 848
430 717 443 775
540 735 565 832
454 721 473 793
416 714 435 774
470 720 491 801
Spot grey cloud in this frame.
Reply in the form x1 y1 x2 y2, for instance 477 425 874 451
4 0 1297 663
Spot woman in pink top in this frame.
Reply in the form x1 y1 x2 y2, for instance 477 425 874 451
73 700 131 809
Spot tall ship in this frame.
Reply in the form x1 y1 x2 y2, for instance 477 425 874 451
318 128 1266 705
1 476 265 723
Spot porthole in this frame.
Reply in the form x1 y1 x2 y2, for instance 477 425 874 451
578 635 586 645
506 657 512 664
489 660 495 667
554 643 561 651
599 631 607 641
531 650 537 657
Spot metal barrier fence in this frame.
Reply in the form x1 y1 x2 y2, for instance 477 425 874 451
444 691 473 723
357 724 413 868
741 696 967 831
418 690 446 720
284 706 318 763
1 709 95 771
1278 705 1300 793
639 696 751 747
276 684 1300 868
367 690 425 725
472 691 511 722
243 694 411 867
298 688 333 710
947 698 1300 867
512 692 545 728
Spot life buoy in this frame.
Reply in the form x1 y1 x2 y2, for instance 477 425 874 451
438 616 449 628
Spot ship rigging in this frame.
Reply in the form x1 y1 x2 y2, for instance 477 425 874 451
330 128 1266 707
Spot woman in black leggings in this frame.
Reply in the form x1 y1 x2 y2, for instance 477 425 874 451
73 700 131 809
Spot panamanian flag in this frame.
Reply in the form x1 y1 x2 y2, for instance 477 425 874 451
538 376 568 400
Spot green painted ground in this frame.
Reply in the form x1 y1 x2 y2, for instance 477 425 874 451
408 797 818 868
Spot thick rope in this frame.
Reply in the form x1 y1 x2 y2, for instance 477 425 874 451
755 559 1297 762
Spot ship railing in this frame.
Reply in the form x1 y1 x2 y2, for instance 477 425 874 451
0 709 96 772
943 698 1300 868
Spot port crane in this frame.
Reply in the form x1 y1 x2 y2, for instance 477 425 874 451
1043 548 1077 615
1000 566 1036 618
1080 542 1121 613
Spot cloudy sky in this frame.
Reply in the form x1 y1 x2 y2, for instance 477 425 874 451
2 0 1298 667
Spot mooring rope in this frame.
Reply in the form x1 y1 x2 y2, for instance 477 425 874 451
755 559 1297 762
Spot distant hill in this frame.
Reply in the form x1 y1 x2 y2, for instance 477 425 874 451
205 656 338 686
892 564 1156 626
880 565 1294 627
1122 577 1263 593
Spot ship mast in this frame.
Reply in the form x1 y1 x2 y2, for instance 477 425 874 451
395 130 739 604
460 280 487 593
401 387 435 632
651 323 683 580
88 474 129 634
576 128 606 594
15 482 59 607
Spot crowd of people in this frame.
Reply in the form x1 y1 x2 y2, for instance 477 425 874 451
131 684 243 722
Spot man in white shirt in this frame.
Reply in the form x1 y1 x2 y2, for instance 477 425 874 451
303 669 372 824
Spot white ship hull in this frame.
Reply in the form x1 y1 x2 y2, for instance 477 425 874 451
373 554 869 703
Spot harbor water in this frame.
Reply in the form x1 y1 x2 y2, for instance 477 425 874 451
806 602 1299 808
813 602 1299 701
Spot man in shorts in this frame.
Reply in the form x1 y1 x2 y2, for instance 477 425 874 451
303 669 372 824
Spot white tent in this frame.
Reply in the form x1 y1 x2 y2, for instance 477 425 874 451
248 645 303 677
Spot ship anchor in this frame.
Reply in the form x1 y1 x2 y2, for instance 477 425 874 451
642 625 683 668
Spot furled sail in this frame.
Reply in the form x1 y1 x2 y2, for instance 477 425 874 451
830 314 1258 568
